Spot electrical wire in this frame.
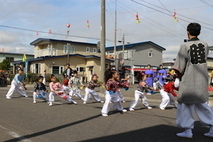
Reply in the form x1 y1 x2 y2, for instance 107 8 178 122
136 0 213 28
199 0 213 7
157 0 186 29
113 0 185 39
0 24 114 42
131 0 213 31
0 0 32 20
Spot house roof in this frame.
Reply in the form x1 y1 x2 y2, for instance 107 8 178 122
105 41 166 51
12 54 114 64
0 52 34 56
30 38 97 46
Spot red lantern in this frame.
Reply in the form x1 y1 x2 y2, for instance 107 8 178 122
66 23 71 28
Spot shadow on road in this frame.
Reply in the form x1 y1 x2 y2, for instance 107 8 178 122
4 114 102 142
82 121 212 142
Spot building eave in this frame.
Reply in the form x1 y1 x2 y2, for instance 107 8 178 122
105 41 166 51
30 38 97 46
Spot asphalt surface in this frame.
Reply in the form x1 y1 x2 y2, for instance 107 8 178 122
0 84 213 142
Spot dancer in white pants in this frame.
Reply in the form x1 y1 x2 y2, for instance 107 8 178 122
48 76 77 106
83 73 103 104
159 77 178 110
129 72 152 111
173 23 213 138
159 89 176 110
62 76 71 95
33 76 48 103
6 68 28 99
101 70 128 116
68 71 84 100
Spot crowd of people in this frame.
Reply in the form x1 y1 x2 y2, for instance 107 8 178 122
4 23 213 139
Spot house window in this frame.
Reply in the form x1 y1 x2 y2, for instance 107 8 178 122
86 47 90 52
63 45 75 54
76 67 85 72
69 46 75 54
63 45 68 54
6 57 14 62
33 63 41 74
93 48 97 53
148 51 153 57
52 66 64 74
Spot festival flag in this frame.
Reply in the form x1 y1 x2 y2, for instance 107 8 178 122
87 20 90 28
135 13 141 23
22 54 27 62
173 10 178 22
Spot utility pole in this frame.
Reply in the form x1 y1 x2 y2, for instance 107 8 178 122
114 0 117 69
67 43 70 63
122 33 125 53
100 0 106 82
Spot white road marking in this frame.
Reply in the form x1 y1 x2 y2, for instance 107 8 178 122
0 125 32 142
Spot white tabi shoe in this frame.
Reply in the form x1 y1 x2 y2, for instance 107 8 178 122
129 108 135 111
204 126 213 138
102 113 108 117
6 96 11 99
160 107 165 110
147 106 152 110
176 129 193 139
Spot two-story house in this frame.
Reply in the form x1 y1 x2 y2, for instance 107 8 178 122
25 38 113 82
106 41 166 82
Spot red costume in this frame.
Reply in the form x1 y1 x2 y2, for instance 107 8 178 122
163 82 178 97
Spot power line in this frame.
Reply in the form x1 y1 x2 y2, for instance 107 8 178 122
0 0 32 20
113 0 185 39
0 24 114 42
131 0 213 30
138 0 213 27
157 0 186 29
199 0 213 7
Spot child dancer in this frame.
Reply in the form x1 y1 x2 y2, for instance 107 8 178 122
62 75 71 95
33 76 48 103
69 70 84 100
6 68 28 99
83 73 104 104
101 70 129 116
129 72 152 111
159 77 177 110
48 75 77 106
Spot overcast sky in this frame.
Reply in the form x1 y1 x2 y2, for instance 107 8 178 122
0 0 213 61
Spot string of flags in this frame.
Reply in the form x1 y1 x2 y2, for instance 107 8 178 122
87 20 90 28
36 21 91 36
135 13 141 23
173 10 178 22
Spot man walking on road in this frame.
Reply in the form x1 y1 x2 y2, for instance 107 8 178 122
173 23 213 139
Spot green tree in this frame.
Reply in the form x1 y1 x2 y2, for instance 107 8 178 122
0 59 11 70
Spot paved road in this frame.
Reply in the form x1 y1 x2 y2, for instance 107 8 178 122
0 85 213 142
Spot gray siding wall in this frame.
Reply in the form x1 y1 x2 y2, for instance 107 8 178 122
123 44 163 67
